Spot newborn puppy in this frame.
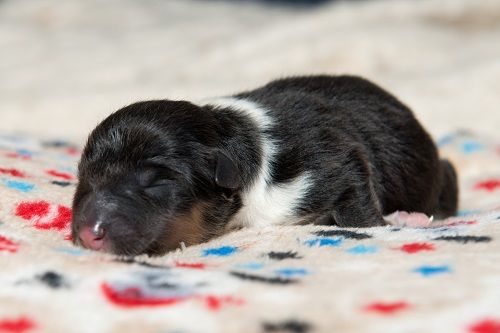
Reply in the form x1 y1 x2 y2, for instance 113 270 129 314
72 75 458 256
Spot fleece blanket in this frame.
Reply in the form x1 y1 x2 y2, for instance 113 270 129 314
0 130 499 333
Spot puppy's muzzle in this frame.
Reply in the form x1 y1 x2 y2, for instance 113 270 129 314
79 222 106 251
75 195 113 252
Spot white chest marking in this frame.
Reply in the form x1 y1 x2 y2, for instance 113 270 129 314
205 97 312 228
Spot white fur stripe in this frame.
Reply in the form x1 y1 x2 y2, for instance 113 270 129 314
206 97 274 130
205 97 312 228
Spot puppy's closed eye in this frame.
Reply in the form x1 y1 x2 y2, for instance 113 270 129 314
137 162 179 184
136 168 176 197
137 167 161 187
144 180 176 198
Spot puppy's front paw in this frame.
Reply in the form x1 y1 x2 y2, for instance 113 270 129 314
384 211 433 228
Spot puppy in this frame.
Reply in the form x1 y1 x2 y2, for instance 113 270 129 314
71 75 458 256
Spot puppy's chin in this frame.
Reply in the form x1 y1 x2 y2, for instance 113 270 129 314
142 239 180 257
103 235 155 257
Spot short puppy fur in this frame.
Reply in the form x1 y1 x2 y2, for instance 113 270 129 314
72 75 458 256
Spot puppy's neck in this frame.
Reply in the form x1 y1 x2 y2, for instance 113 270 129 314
202 97 270 191
201 97 312 229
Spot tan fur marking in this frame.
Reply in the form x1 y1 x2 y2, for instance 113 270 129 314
167 202 208 249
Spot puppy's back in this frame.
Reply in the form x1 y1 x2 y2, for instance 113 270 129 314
236 75 446 216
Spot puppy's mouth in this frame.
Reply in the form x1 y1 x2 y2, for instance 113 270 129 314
72 216 154 256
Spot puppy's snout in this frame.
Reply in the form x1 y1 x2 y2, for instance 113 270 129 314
79 222 106 251
74 190 151 255
75 196 110 251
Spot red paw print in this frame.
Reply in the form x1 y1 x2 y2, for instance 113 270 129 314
475 179 500 192
15 201 72 232
0 167 25 178
398 242 435 254
45 169 74 181
0 316 35 333
4 152 30 160
469 319 500 333
0 235 20 253
363 301 410 315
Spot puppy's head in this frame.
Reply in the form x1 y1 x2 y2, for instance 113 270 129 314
71 100 241 256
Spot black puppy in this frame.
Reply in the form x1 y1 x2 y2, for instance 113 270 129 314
72 75 458 256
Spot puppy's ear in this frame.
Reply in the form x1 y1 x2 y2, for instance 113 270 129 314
215 151 240 189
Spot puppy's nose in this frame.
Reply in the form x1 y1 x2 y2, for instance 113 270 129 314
78 222 106 251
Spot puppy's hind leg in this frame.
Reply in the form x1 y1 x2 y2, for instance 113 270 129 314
383 160 458 227
334 181 386 227
433 159 459 218
314 176 386 228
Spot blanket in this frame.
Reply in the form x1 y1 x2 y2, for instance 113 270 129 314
0 131 499 333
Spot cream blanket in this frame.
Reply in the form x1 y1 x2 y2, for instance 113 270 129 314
0 0 499 332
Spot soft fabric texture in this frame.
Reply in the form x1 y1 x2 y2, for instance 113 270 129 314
0 131 499 333
1 0 500 332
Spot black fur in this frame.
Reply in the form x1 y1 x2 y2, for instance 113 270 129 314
72 75 458 256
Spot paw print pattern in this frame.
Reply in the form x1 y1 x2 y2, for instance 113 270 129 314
15 201 72 232
0 131 499 332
